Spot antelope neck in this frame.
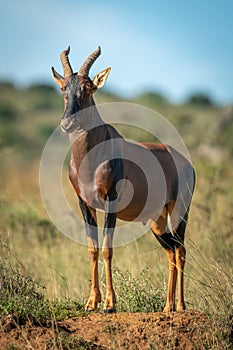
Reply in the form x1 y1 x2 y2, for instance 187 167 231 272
68 104 111 158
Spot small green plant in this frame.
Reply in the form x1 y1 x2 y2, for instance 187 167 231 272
7 346 21 350
47 334 103 350
111 267 165 312
103 324 117 334
50 299 85 320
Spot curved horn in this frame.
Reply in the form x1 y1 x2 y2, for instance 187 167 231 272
60 46 73 77
79 46 101 76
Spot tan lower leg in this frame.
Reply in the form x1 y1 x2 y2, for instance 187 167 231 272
164 249 177 312
102 246 116 311
85 244 101 311
176 245 186 311
102 247 116 311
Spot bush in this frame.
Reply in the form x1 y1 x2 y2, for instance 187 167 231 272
0 259 84 324
0 81 15 90
111 267 165 312
186 92 214 106
0 103 17 121
137 91 168 106
0 262 49 323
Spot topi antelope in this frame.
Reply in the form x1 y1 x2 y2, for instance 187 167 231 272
52 45 195 313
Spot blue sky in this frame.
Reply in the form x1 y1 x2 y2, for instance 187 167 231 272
0 0 233 103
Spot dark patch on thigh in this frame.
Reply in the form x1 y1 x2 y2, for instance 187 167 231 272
154 232 177 251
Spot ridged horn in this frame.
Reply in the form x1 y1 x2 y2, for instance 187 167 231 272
79 46 101 76
60 46 73 77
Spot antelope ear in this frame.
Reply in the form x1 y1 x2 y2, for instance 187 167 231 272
92 67 111 91
51 67 64 88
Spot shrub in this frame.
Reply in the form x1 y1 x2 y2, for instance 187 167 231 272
186 92 214 106
0 259 84 324
0 103 17 121
0 261 49 323
0 81 15 90
111 267 165 312
137 91 168 106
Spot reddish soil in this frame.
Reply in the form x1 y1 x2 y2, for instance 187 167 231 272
0 310 218 349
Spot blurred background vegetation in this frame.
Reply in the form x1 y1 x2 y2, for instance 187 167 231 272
0 80 232 345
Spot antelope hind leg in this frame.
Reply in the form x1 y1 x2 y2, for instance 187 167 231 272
149 206 177 312
102 189 117 313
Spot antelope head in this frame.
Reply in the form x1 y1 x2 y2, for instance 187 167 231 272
52 46 111 132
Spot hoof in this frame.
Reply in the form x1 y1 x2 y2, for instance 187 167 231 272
85 308 96 313
177 304 186 312
163 305 175 313
104 308 116 314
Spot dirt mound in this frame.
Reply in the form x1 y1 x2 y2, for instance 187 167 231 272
0 310 217 349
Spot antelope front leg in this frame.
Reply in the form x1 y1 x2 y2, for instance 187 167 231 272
102 245 116 313
85 241 101 312
102 192 117 313
78 198 101 312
